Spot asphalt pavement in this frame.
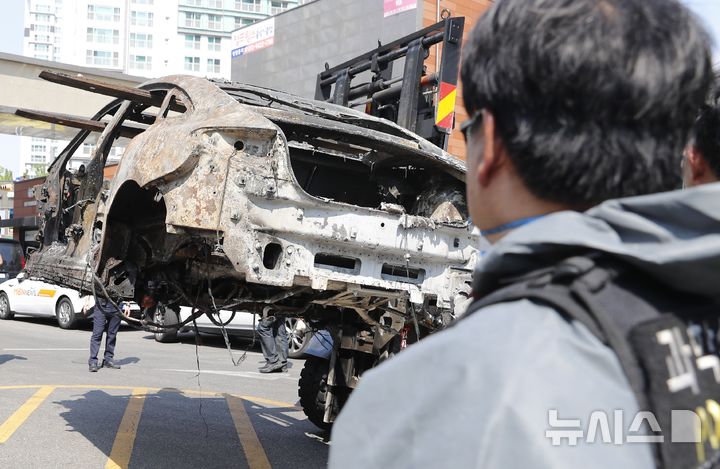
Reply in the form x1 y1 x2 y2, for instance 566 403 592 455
0 315 330 469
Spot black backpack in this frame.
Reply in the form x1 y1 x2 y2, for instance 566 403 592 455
464 254 720 469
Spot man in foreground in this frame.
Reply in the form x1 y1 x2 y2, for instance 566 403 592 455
329 0 720 468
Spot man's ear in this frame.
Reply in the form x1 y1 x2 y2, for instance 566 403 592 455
477 111 507 187
687 145 709 183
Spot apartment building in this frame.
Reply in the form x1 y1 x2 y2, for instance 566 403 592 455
20 0 300 177
177 0 300 78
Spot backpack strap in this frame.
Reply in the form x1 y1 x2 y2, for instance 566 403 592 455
464 255 720 469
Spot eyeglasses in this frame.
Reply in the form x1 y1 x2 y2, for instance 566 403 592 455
459 111 483 142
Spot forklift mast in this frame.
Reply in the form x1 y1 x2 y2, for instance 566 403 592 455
315 17 464 151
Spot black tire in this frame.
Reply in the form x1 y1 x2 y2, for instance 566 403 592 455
286 317 312 359
0 292 13 320
56 297 77 329
154 305 179 343
298 357 332 431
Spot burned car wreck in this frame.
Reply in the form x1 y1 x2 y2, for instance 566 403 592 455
20 71 480 428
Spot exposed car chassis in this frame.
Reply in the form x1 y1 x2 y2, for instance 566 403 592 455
20 71 480 427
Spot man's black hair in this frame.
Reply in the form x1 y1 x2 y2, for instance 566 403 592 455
692 95 720 178
461 0 713 206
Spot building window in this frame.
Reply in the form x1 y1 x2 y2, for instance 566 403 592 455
131 0 154 4
208 0 223 8
235 17 254 28
184 34 200 49
34 24 51 32
130 33 153 48
184 56 200 72
236 0 261 13
185 12 202 28
87 5 121 22
208 14 222 30
86 50 119 67
86 28 119 44
34 34 51 42
131 11 154 27
207 58 220 73
182 0 203 5
129 55 152 71
30 154 46 163
30 144 46 153
270 1 289 15
33 13 52 22
34 4 52 12
207 36 221 52
34 44 49 52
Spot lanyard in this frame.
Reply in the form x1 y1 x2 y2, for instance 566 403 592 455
479 215 546 237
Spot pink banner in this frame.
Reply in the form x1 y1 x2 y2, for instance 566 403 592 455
384 0 417 18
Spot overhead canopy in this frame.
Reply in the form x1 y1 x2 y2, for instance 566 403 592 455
0 52 143 141
0 105 100 142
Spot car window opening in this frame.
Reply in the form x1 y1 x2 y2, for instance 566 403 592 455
286 139 468 222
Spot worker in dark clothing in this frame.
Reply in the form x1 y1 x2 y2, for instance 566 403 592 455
86 297 131 372
256 312 288 373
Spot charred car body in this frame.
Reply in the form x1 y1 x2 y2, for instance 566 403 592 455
20 20 479 428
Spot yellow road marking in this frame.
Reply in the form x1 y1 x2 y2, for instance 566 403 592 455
0 386 55 443
0 385 298 468
105 388 148 469
226 394 272 469
0 385 299 409
239 395 300 410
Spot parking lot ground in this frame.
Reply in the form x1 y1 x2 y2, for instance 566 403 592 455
0 316 330 469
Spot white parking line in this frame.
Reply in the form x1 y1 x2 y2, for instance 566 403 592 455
158 369 296 380
3 348 86 351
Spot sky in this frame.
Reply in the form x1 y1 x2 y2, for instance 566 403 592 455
684 0 720 64
0 0 717 177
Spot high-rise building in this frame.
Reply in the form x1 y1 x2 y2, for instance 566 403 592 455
176 0 299 78
20 0 300 177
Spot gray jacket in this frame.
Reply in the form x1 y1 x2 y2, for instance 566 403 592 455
328 183 720 469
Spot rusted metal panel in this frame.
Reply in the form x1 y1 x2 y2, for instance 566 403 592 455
39 70 186 112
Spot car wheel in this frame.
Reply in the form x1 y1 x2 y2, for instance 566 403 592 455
55 297 77 329
154 305 179 343
286 317 311 359
298 357 332 431
0 292 14 320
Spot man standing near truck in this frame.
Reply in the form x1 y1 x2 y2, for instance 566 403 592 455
256 312 288 373
329 0 720 468
86 297 131 372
